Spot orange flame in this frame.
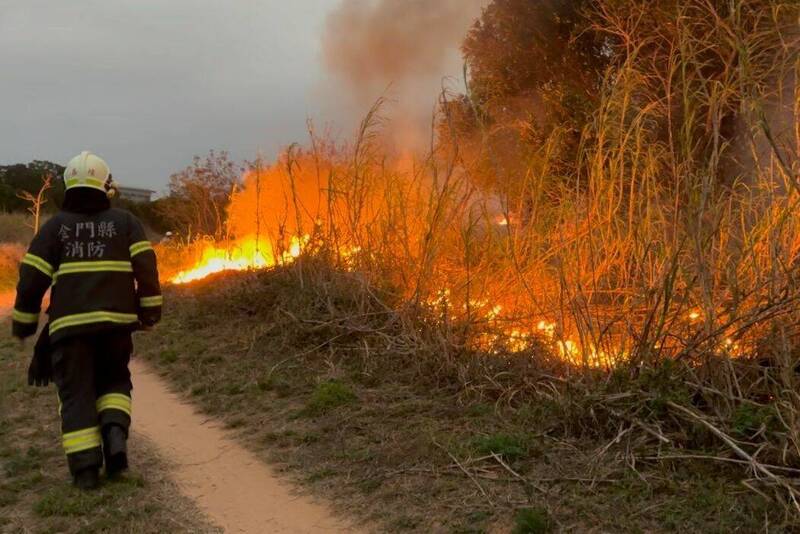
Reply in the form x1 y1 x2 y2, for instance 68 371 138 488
160 147 753 368
170 235 307 284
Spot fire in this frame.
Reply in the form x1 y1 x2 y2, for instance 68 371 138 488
158 135 768 369
170 235 307 284
166 233 747 368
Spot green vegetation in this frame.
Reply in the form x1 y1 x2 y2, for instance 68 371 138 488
0 160 64 214
0 160 170 237
157 150 241 238
512 508 552 534
33 476 142 517
6 0 798 532
470 434 527 462
159 348 180 364
731 404 778 439
303 380 357 416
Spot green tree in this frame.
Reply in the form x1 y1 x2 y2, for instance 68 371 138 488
0 161 65 212
438 0 610 216
157 150 242 239
462 0 605 110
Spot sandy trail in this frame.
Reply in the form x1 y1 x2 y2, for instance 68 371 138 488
130 358 359 534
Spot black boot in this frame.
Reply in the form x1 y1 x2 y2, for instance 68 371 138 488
103 425 128 478
73 467 100 490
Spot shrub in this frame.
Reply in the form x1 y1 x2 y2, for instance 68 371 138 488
512 507 552 534
470 434 527 461
303 380 357 416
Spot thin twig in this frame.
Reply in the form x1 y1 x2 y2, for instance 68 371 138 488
433 440 494 506
668 401 800 512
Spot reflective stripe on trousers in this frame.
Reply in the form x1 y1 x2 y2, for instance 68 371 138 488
96 393 132 416
62 426 102 455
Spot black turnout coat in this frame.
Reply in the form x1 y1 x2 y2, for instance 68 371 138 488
12 190 161 344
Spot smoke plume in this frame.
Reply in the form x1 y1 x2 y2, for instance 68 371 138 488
320 0 488 146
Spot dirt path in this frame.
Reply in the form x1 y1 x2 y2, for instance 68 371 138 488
0 301 354 532
130 358 360 534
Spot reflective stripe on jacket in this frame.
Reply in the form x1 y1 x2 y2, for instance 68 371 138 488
12 208 161 342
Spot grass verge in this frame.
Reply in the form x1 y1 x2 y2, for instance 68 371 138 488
136 265 797 533
0 320 219 533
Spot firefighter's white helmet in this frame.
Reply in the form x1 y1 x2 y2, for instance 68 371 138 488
63 151 110 192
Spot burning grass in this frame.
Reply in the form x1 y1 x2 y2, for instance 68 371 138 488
153 0 800 519
0 213 33 293
138 263 800 531
0 243 24 293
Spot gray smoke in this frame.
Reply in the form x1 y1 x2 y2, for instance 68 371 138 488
320 0 488 146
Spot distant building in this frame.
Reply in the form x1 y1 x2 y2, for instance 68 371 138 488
117 186 155 203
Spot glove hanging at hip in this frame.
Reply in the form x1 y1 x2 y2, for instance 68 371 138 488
28 324 53 387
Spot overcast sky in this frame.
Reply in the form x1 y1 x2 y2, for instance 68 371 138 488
0 1 347 192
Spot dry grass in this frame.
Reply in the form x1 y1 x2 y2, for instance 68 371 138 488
0 212 34 244
137 265 797 532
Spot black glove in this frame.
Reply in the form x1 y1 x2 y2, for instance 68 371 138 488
138 307 161 328
28 325 53 387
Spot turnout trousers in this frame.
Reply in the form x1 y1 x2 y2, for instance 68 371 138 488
52 330 133 475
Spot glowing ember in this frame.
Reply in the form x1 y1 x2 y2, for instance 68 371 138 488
537 321 556 336
486 305 502 320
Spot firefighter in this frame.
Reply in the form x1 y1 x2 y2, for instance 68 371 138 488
12 151 162 490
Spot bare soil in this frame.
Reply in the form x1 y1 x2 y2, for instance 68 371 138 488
131 357 360 533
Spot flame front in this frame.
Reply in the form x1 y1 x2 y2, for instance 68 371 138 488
170 235 307 284
156 128 774 368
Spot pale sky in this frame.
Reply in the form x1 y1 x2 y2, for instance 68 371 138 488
0 1 345 192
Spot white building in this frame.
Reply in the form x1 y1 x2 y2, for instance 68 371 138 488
117 186 155 203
